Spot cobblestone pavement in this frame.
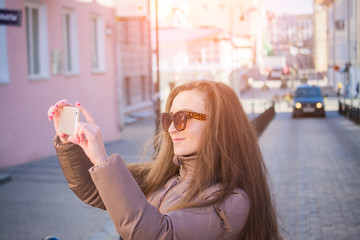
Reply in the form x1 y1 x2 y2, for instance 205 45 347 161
260 111 360 240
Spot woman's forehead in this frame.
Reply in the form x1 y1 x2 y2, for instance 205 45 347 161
170 89 207 113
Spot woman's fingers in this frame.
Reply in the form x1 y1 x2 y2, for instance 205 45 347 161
54 99 72 117
69 122 98 144
49 100 94 125
69 122 88 144
47 99 73 143
79 125 86 143
48 99 72 121
68 123 80 144
66 116 107 165
59 132 68 138
48 106 54 121
75 102 96 125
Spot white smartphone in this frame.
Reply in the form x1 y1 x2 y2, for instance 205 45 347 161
59 106 79 136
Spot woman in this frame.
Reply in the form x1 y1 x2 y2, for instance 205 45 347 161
48 80 281 239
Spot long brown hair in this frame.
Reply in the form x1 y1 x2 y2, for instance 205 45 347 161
128 80 281 239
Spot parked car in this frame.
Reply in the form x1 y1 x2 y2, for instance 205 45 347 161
292 85 326 118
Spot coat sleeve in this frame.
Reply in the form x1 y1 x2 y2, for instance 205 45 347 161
89 154 250 239
54 135 106 210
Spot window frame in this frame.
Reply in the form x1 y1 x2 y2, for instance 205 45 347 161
0 0 9 84
90 14 106 73
62 7 79 76
25 0 50 81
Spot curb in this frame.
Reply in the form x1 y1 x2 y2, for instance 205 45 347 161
0 173 11 184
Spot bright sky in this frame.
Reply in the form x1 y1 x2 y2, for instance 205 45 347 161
263 0 313 15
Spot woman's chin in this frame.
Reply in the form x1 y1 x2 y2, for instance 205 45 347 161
174 148 191 156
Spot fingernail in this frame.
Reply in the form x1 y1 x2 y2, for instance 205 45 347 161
50 112 54 116
61 101 65 104
55 104 59 108
76 102 81 106
60 133 66 138
49 116 52 121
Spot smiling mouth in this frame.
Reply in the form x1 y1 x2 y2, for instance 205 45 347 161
172 138 185 143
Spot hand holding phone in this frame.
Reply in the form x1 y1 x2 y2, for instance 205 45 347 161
59 106 79 136
49 101 107 165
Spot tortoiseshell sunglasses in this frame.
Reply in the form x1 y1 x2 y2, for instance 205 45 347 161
161 111 207 132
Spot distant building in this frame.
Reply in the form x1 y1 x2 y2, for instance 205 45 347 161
117 19 153 122
313 4 328 73
0 0 152 168
275 14 313 47
153 27 253 101
151 0 263 98
315 0 360 95
266 13 314 70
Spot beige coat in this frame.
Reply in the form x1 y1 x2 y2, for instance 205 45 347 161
54 136 250 239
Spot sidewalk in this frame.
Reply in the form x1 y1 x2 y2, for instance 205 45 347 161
0 118 156 240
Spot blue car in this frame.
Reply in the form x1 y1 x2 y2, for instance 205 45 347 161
292 85 326 118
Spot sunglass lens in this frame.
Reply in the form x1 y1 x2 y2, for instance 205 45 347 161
174 112 187 131
161 113 172 131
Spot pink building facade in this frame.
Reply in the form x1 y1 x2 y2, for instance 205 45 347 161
0 0 153 168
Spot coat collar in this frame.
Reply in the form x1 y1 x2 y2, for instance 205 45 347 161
173 155 197 181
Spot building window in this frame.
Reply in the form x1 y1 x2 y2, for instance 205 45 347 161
90 14 106 73
0 26 9 84
63 8 79 75
0 0 9 84
124 77 131 106
25 1 49 80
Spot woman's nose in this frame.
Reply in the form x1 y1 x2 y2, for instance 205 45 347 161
168 121 177 133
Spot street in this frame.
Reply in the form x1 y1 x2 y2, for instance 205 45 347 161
261 111 360 239
0 86 360 239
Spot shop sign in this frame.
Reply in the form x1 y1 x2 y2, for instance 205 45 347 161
0 9 22 26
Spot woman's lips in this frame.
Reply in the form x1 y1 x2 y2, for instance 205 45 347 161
172 137 185 143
